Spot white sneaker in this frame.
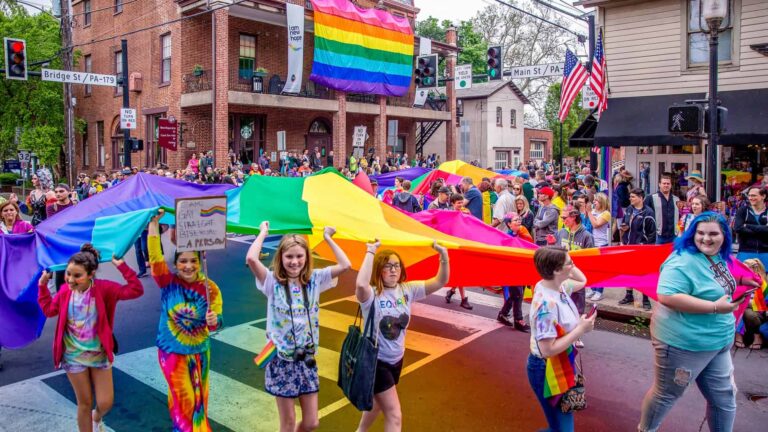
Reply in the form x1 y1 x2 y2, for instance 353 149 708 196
585 291 595 300
575 338 585 348
592 293 604 301
92 410 105 432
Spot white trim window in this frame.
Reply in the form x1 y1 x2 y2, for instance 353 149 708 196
494 150 510 170
496 106 502 126
510 109 516 128
687 0 734 66
160 34 171 84
530 140 545 160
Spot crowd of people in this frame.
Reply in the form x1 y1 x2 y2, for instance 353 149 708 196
2 154 767 432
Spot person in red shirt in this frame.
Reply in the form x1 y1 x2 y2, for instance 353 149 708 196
38 244 143 432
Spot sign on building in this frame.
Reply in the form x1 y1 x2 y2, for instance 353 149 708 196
353 126 367 148
120 108 137 129
455 64 472 89
158 118 178 151
413 89 428 106
508 63 564 79
175 196 228 252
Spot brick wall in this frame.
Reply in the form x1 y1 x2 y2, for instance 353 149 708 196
523 128 554 165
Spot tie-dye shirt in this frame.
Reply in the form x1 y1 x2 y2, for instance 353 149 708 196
62 288 108 367
149 235 223 355
255 268 334 360
529 281 580 358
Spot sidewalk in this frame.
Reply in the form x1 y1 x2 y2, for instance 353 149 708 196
587 287 653 320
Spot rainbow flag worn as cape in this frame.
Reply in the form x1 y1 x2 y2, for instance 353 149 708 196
750 279 768 312
254 339 277 369
543 323 578 399
309 0 414 97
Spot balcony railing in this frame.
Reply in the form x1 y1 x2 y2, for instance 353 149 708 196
229 69 334 100
182 70 212 94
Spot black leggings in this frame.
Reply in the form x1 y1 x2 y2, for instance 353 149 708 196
500 286 524 321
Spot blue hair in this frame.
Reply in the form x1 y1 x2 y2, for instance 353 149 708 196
673 211 732 262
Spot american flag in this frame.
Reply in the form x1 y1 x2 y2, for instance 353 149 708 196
558 49 589 122
589 29 608 114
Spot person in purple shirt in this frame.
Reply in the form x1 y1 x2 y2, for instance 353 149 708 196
460 177 483 220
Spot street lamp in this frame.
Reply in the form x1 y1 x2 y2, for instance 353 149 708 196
702 0 728 201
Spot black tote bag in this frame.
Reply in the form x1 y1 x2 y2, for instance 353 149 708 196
337 300 379 411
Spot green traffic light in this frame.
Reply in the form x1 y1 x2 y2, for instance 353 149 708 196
489 69 497 77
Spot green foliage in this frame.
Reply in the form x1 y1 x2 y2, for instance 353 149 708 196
543 82 590 160
75 117 87 135
0 7 64 167
621 316 651 338
0 172 20 185
415 17 487 80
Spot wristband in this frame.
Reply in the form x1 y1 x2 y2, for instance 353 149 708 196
713 302 718 314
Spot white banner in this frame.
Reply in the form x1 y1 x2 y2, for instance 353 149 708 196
455 64 472 89
413 88 428 106
419 37 432 56
175 196 228 252
284 3 305 94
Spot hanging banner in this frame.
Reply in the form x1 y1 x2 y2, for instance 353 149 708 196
413 88 428 106
419 37 432 56
455 64 472 90
284 3 305 94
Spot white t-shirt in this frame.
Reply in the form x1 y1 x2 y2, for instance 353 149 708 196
590 209 612 246
529 281 580 358
361 281 426 364
255 267 335 359
493 190 516 230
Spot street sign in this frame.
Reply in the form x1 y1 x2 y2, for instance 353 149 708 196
158 118 178 151
508 63 563 79
353 126 367 148
455 64 472 89
120 108 137 130
17 150 30 162
582 85 599 109
3 160 21 172
41 68 117 87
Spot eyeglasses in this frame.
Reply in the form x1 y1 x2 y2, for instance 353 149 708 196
382 263 401 272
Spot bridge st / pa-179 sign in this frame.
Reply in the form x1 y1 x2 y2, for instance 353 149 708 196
41 68 117 87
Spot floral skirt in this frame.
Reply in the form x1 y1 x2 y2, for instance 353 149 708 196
264 356 319 398
158 348 211 432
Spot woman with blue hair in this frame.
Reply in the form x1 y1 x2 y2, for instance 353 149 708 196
638 212 761 432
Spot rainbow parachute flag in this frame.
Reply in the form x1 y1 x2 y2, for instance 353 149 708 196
309 0 414 97
751 279 768 312
543 323 578 399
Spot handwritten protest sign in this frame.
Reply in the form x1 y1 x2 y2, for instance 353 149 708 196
175 196 227 252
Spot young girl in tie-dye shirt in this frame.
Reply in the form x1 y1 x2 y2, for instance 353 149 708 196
246 221 351 432
148 209 223 432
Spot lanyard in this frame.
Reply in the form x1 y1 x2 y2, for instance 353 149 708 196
282 282 316 350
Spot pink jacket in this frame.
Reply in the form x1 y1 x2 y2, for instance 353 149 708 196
1 219 33 234
37 262 143 369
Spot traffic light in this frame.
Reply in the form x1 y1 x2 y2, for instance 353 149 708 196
487 45 503 81
668 105 704 135
4 37 28 81
414 54 437 88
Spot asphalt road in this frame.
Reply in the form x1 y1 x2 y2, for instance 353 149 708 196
1 236 767 431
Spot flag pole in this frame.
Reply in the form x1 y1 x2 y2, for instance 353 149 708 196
559 122 564 172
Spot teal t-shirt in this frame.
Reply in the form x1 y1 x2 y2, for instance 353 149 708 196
652 251 736 352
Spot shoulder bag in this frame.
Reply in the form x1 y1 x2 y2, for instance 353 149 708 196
337 297 379 411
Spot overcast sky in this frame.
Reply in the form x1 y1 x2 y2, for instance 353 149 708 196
415 0 587 24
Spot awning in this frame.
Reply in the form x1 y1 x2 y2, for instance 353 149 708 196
570 90 768 147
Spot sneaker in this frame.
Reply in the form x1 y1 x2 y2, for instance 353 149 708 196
575 338 585 348
618 296 634 305
92 410 105 432
136 271 148 278
514 320 531 333
445 289 455 304
591 293 604 302
497 313 514 326
586 291 596 301
460 297 473 310
643 300 652 310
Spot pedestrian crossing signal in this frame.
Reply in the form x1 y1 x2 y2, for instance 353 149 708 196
3 37 28 81
668 105 703 135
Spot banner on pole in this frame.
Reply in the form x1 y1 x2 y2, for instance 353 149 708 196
284 3 305 94
175 196 228 252
413 88 428 106
419 37 432 56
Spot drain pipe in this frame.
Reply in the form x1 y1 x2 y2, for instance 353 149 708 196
210 1 217 167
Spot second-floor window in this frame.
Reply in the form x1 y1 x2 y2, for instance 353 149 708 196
496 107 502 126
97 121 105 167
84 0 91 26
687 0 733 66
239 34 256 80
530 140 545 159
115 51 123 95
114 0 123 14
84 54 92 95
510 109 517 128
160 34 171 84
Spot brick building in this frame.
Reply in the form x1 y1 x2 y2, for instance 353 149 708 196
71 0 458 173
523 127 553 165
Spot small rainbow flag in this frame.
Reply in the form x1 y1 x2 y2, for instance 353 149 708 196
309 0 414 97
200 206 226 218
543 323 577 399
254 339 277 369
750 279 768 313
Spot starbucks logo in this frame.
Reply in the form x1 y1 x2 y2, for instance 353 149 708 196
240 125 253 139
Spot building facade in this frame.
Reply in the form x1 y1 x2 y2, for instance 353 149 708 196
523 127 553 166
575 0 768 199
71 0 458 173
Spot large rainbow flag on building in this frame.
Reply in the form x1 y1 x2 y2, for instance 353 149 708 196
309 0 414 97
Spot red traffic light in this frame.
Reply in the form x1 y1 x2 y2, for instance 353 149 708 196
487 58 498 68
487 47 500 57
11 41 24 53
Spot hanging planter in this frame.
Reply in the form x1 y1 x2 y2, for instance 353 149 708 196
254 67 268 77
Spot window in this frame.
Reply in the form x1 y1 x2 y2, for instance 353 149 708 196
496 107 502 126
146 115 167 167
114 51 123 95
687 0 733 66
84 54 92 95
114 0 123 14
494 151 510 170
160 34 171 84
510 109 516 128
84 0 91 26
82 125 89 167
530 140 545 160
97 121 105 167
239 34 256 80
460 120 470 159
387 120 399 151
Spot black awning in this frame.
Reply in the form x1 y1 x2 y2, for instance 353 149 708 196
718 89 768 145
568 110 598 148
592 93 704 147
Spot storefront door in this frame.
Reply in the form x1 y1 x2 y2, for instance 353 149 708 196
657 155 700 199
232 115 265 166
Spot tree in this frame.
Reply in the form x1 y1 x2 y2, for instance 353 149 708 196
472 2 579 126
543 82 589 161
0 4 65 170
415 17 487 80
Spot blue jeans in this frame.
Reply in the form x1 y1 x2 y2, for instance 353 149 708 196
134 229 149 274
736 251 768 273
656 235 676 245
638 338 736 432
527 354 574 432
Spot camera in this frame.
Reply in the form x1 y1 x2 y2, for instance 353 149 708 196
293 347 316 368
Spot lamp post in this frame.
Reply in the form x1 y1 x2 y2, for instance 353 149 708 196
702 0 728 201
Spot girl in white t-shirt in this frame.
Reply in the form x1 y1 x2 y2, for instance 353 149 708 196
528 247 595 432
355 240 449 432
246 222 351 432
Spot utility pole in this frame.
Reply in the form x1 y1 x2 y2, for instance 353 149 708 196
62 0 75 185
121 40 131 168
